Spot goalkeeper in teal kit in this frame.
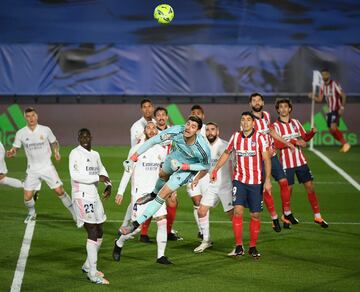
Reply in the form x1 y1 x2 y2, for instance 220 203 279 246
119 115 210 236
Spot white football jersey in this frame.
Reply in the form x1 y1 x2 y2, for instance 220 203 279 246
13 124 56 172
69 145 109 199
0 141 8 174
209 137 233 189
130 117 156 147
117 143 167 200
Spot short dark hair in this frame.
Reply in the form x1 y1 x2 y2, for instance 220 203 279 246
241 111 254 120
249 92 264 102
190 104 204 114
206 121 219 128
187 115 203 130
154 106 168 116
321 68 329 73
140 98 153 107
78 128 91 137
24 107 37 114
275 98 293 111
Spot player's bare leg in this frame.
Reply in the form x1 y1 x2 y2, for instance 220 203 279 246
303 181 328 228
54 185 76 222
24 190 36 223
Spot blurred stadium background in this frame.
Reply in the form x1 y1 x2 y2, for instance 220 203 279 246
1 1 360 291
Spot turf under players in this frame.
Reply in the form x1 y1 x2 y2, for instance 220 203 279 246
69 128 112 285
312 68 351 153
7 107 76 223
211 112 271 258
273 98 328 228
118 116 211 246
113 121 171 264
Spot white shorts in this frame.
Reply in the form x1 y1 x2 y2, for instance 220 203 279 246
131 199 167 221
0 159 7 174
73 195 106 228
24 165 62 191
186 173 210 197
201 183 233 212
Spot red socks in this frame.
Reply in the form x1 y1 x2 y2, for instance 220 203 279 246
166 205 177 234
279 179 291 213
263 190 277 218
330 128 346 145
249 218 261 248
141 218 152 236
232 215 243 246
307 191 320 214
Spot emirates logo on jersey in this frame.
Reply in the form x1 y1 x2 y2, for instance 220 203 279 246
236 150 256 157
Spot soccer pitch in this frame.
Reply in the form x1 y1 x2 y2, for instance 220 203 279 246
1 146 360 291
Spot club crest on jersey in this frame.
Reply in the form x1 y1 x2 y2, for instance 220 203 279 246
40 135 44 140
160 133 172 141
251 140 256 147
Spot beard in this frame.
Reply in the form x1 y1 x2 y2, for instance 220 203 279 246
252 105 263 112
207 135 217 143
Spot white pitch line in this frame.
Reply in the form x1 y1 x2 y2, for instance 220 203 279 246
10 221 36 292
310 148 360 192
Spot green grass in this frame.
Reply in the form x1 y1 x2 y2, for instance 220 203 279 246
1 146 360 291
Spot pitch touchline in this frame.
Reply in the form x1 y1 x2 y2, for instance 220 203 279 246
10 221 36 292
310 148 360 191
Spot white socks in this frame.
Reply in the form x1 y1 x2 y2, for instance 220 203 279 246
156 218 167 259
193 206 202 234
24 198 36 215
59 192 76 221
198 211 210 242
116 228 140 248
0 176 23 188
121 203 133 228
86 239 98 277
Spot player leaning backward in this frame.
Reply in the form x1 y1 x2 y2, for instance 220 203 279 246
118 115 211 239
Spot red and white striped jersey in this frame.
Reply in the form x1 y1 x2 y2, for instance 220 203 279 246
273 118 307 169
320 80 343 112
226 130 269 185
252 111 276 156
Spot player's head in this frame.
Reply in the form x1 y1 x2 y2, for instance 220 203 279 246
184 115 202 138
206 122 219 144
190 105 205 121
78 128 92 151
275 98 293 117
140 99 154 119
24 107 38 127
154 106 168 129
144 121 158 140
321 68 330 83
249 92 264 112
240 111 254 132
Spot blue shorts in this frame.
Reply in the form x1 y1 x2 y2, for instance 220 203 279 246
326 111 340 128
162 155 197 191
232 180 263 213
262 156 287 182
284 164 313 185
